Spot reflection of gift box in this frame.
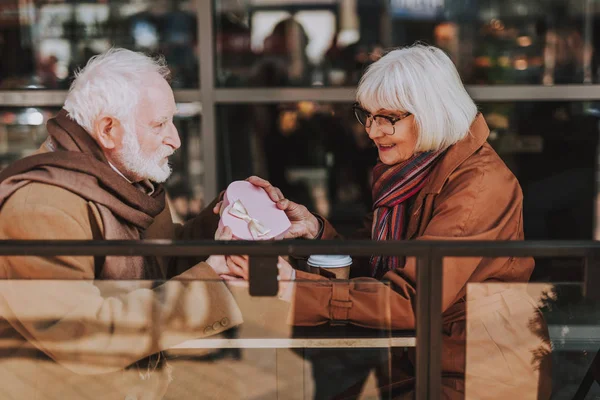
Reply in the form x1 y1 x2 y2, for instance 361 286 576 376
218 181 291 240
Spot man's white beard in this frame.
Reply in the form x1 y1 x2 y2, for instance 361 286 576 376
116 130 174 183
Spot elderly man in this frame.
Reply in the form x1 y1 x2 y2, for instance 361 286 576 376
0 49 242 399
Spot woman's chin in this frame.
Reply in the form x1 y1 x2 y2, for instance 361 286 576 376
378 152 406 165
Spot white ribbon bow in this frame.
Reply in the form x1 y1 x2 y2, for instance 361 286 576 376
228 200 271 239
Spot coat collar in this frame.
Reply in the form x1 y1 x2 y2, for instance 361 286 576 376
423 113 489 194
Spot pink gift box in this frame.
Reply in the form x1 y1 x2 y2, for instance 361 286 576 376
218 181 291 240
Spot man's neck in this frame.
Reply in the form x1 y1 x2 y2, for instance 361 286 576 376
108 162 133 183
108 162 155 195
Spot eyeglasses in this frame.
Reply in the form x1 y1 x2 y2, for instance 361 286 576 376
352 102 411 136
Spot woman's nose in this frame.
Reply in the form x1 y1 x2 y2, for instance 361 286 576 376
366 121 385 139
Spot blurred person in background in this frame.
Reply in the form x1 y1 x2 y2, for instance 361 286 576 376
220 44 552 399
0 48 243 400
243 19 316 210
251 17 312 87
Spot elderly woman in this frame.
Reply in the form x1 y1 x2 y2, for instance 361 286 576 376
220 44 551 399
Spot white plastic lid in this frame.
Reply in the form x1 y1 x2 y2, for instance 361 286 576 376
307 255 352 268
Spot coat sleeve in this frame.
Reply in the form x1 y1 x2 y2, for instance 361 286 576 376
167 195 223 276
291 163 527 330
0 189 242 375
174 196 222 242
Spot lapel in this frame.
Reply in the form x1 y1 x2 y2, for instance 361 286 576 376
404 114 490 239
405 191 430 240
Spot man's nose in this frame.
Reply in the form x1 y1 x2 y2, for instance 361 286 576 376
164 121 181 150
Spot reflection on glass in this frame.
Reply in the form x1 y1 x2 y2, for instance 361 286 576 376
460 281 553 399
0 0 198 89
0 105 204 220
0 261 597 398
459 279 600 399
439 279 600 399
535 281 600 399
0 270 397 399
215 0 595 86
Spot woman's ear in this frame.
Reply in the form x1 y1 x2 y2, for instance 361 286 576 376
94 116 124 150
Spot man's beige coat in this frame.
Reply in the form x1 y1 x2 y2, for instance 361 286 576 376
0 144 242 399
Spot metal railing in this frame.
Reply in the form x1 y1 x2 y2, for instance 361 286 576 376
1 239 599 399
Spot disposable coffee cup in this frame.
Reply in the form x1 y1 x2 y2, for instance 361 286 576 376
307 255 352 279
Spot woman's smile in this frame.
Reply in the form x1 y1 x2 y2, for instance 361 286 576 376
376 143 396 152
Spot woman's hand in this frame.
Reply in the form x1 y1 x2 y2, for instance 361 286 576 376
276 256 294 282
213 176 321 239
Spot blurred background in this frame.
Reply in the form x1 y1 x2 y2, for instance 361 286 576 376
2 0 600 397
2 0 600 268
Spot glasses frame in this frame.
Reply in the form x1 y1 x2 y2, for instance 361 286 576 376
352 102 412 136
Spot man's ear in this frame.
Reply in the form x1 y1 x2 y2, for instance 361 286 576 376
94 116 124 150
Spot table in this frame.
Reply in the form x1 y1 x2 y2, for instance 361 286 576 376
172 337 415 349
172 326 416 349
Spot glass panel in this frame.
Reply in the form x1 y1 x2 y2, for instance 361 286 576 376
455 270 600 399
0 0 198 90
0 268 395 399
0 105 204 216
164 102 205 221
0 107 60 168
214 0 593 86
218 102 375 235
479 101 599 283
539 281 600 399
479 102 599 231
0 257 596 398
216 101 600 239
439 278 550 399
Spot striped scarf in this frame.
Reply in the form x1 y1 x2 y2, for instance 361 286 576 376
369 149 445 277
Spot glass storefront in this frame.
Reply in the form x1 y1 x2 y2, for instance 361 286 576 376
218 100 599 245
0 103 204 216
214 0 596 87
0 0 199 90
3 0 600 217
1 1 600 399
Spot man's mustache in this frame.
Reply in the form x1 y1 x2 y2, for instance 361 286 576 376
159 146 175 158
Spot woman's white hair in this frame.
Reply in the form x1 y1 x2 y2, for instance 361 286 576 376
64 48 170 135
356 44 478 152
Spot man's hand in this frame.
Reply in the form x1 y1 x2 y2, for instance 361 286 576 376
206 226 249 278
220 256 296 301
213 176 321 239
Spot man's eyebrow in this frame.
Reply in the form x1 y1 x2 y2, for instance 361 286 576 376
152 115 170 124
152 106 179 124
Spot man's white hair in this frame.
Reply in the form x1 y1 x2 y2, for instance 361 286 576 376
356 44 478 152
64 48 170 134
